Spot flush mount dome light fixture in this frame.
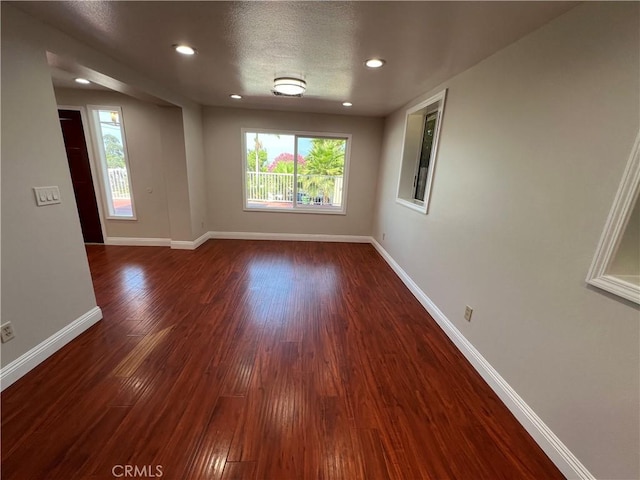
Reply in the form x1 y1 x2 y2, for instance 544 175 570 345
365 58 385 68
230 94 242 100
342 102 353 107
173 44 196 55
273 77 306 96
74 78 91 84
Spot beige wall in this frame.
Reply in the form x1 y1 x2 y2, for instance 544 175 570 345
204 107 383 236
373 3 639 478
54 88 172 239
182 106 209 239
1 6 98 366
158 107 194 242
6 4 206 243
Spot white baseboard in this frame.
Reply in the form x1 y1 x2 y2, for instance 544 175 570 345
210 231 371 243
0 306 103 391
105 232 371 250
170 232 211 250
105 237 171 247
370 239 594 480
193 231 212 249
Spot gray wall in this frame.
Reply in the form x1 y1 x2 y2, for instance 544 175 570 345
372 3 639 478
204 107 384 236
183 106 209 239
158 106 194 242
1 7 98 367
3 4 207 243
54 88 172 240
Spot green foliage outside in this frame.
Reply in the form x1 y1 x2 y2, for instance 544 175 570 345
269 153 305 174
299 138 345 203
247 134 269 172
246 137 346 205
270 161 295 174
246 148 268 172
104 134 126 169
246 136 270 199
300 139 345 176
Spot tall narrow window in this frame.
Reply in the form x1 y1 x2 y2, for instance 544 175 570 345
243 130 350 214
414 112 439 202
397 89 446 214
89 106 135 219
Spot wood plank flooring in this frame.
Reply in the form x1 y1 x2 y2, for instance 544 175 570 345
1 240 564 479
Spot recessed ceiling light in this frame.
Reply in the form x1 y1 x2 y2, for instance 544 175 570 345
174 44 196 55
273 77 306 96
365 58 386 68
74 78 91 84
230 94 242 100
342 102 353 107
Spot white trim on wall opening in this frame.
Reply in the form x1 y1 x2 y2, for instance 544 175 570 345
586 131 640 304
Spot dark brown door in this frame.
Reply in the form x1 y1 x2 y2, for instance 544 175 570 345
58 109 104 243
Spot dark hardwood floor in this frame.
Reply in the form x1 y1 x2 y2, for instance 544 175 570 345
1 240 564 479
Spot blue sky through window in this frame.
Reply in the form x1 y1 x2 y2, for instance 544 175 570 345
246 133 312 165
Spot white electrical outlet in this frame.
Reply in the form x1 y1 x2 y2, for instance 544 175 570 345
1 322 15 343
464 306 473 322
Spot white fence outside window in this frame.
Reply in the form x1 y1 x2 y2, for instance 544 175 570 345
107 167 131 199
246 172 343 206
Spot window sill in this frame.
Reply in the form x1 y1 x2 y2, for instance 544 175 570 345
395 197 427 214
106 216 137 221
243 206 346 215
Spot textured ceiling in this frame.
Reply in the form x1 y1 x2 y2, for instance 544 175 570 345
17 1 578 116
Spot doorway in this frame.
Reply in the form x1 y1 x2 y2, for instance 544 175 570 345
58 109 104 244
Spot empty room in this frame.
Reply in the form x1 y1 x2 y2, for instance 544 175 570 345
1 2 639 479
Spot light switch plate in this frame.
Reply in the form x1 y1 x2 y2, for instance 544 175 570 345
33 186 61 206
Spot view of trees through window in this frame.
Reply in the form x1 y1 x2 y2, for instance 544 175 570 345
103 133 126 169
92 108 134 218
244 131 347 212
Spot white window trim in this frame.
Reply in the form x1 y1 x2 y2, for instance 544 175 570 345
396 89 447 214
87 105 137 220
586 130 640 304
241 128 351 215
57 105 108 241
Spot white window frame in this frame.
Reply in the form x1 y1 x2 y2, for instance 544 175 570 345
88 105 137 220
241 128 351 215
396 89 447 214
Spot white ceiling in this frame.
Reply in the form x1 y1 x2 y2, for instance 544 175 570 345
17 1 578 116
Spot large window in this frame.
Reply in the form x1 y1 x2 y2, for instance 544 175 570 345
89 106 136 219
396 89 447 214
243 130 350 214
